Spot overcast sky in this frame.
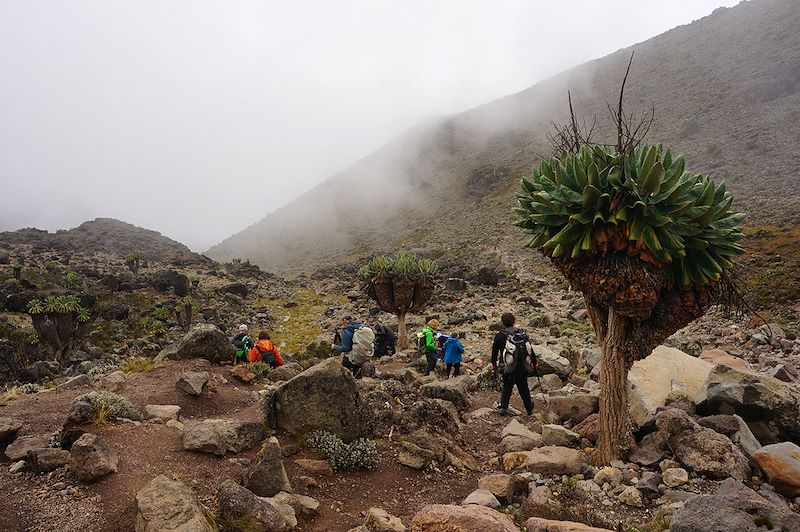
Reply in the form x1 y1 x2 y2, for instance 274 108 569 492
0 0 740 250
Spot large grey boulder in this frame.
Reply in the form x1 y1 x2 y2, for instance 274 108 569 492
420 379 471 411
670 480 800 532
546 393 598 424
183 419 264 456
267 357 367 442
135 475 214 532
69 433 118 483
655 408 750 481
533 345 572 378
627 346 713 429
159 324 235 363
217 480 290 531
244 436 292 497
702 364 800 443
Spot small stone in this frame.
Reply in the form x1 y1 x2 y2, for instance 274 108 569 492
462 489 501 509
175 371 208 396
144 405 181 421
663 467 689 488
9 460 27 473
618 486 644 507
593 467 623 487
61 374 91 390
166 419 184 430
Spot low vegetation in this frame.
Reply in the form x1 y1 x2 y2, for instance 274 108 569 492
305 430 379 471
73 391 140 422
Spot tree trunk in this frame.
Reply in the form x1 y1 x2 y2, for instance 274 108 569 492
397 311 408 350
596 306 634 465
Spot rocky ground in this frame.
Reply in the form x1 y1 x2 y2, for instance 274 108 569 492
1 220 800 531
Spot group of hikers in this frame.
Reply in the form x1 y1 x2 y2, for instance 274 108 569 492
230 310 536 416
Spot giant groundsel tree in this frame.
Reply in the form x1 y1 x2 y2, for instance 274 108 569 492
514 74 745 463
358 251 438 349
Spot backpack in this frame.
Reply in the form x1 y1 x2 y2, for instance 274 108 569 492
498 330 536 376
254 341 277 367
236 336 252 361
350 326 375 366
416 331 427 352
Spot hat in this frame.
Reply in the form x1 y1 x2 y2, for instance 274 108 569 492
341 314 352 321
238 324 248 332
427 319 440 329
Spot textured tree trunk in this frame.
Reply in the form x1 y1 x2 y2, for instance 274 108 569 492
596 307 634 464
397 311 408 350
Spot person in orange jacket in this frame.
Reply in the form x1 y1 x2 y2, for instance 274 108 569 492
249 331 283 367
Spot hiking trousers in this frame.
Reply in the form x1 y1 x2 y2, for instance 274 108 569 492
424 351 438 375
446 363 461 377
341 356 362 378
500 371 533 414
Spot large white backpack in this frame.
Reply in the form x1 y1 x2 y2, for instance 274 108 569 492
349 326 375 365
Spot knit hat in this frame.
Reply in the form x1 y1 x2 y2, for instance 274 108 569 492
238 324 248 332
427 319 440 329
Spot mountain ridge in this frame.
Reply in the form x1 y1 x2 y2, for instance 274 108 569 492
207 0 800 272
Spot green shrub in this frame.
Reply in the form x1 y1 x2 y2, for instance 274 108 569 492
244 362 271 381
4 278 21 287
73 391 140 421
305 430 378 471
152 306 170 321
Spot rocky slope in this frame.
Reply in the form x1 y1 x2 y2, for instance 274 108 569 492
207 0 800 273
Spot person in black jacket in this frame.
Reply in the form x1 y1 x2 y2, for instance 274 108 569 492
491 312 533 416
373 322 397 357
231 324 253 365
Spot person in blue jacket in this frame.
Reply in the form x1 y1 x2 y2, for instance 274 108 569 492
442 333 465 378
332 314 364 377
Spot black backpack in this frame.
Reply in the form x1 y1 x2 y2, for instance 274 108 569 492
498 330 536 376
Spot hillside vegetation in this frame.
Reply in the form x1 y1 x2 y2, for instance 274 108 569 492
207 0 800 275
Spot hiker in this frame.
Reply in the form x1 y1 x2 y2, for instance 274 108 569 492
491 312 534 416
418 319 440 376
332 315 373 378
231 324 253 365
373 322 397 357
249 331 283 367
442 333 465 378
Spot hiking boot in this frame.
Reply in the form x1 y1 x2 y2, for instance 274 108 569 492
526 409 534 416
354 367 363 379
496 407 508 416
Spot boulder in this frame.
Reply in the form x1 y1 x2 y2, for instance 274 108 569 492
534 346 572 378
635 471 663 499
521 486 558 521
502 446 582 475
267 363 302 382
5 433 51 461
0 417 23 445
27 448 70 473
752 442 800 497
593 467 622 487
546 394 598 424
175 371 208 396
217 480 289 531
269 357 367 442
69 433 118 482
697 414 739 435
573 413 599 442
135 475 214 532
524 517 613 531
670 490 800 532
144 405 181 422
364 507 406 532
627 346 713 429
541 424 580 447
183 419 264 456
410 504 518 531
159 324 235 363
617 486 643 507
420 379 471 411
244 436 292 497
730 414 762 458
101 370 127 392
462 489 501 509
273 491 320 517
655 408 750 481
477 474 515 503
702 364 800 443
61 374 91 390
699 348 750 370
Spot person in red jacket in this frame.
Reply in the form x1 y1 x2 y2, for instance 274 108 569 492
249 331 283 367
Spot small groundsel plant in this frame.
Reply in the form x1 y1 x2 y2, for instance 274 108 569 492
73 391 140 422
63 271 80 288
305 430 378 471
244 362 271 381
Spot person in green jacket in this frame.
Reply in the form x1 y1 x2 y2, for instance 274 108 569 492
419 319 440 376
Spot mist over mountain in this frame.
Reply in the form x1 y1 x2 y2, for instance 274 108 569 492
207 0 800 272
